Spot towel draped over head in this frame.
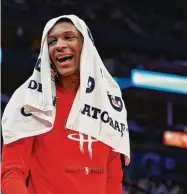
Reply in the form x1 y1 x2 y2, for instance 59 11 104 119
2 15 130 165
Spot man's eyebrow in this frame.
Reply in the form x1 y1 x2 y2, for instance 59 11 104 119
48 30 78 38
64 30 77 34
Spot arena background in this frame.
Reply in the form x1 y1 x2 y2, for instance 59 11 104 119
1 0 187 193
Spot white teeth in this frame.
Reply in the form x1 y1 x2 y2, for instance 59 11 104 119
57 55 72 60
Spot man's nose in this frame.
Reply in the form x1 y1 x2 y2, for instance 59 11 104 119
56 38 68 51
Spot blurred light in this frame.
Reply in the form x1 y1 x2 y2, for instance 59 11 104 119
131 69 187 94
113 77 132 89
163 131 187 149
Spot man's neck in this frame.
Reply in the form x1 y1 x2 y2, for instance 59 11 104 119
59 73 80 91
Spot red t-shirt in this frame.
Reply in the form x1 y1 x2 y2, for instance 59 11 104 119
1 86 123 194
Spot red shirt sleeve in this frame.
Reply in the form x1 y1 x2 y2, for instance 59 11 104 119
1 137 34 194
106 150 123 194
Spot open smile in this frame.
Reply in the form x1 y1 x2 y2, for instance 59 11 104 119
56 54 74 64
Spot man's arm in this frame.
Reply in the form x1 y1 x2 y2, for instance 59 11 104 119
106 150 123 194
1 137 34 194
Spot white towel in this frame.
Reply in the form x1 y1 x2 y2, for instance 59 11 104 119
2 15 130 165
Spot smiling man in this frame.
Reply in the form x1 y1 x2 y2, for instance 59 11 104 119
1 16 124 194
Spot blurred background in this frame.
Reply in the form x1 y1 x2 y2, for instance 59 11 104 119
1 0 187 193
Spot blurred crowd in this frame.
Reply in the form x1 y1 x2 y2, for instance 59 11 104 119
2 0 187 76
121 150 187 194
123 177 186 194
3 0 187 42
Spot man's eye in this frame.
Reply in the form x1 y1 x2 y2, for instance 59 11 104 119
65 36 75 40
48 39 56 46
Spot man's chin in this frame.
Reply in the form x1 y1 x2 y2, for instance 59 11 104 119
59 69 77 77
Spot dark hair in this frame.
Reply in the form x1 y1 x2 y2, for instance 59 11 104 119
55 17 74 25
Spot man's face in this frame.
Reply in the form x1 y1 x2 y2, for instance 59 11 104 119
47 22 83 77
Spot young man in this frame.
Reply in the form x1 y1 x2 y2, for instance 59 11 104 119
1 16 129 194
